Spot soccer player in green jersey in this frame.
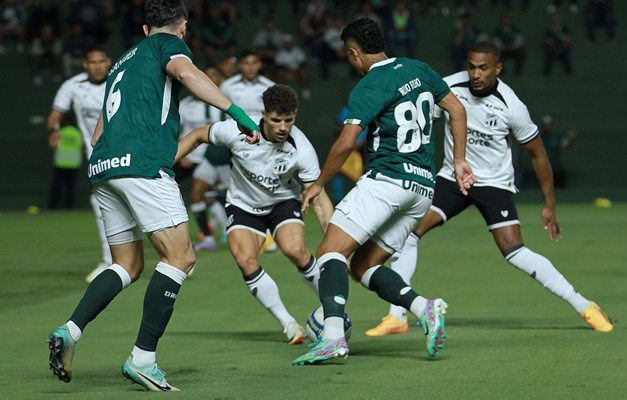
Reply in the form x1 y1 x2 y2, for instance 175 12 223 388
294 18 476 365
46 0 260 391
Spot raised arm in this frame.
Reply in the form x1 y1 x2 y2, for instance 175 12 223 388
523 136 561 241
437 91 476 194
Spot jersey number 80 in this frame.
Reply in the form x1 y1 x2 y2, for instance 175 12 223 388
394 92 434 153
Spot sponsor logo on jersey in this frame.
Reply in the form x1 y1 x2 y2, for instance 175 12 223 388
87 154 131 177
397 78 422 96
402 163 434 181
242 167 281 193
467 129 495 147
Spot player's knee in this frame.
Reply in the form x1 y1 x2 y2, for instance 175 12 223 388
281 242 307 262
233 253 259 273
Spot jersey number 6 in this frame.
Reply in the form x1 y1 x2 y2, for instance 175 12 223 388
106 70 125 122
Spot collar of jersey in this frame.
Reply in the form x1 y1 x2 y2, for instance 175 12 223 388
370 57 396 71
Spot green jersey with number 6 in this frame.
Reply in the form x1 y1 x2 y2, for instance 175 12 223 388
88 33 193 185
345 57 449 189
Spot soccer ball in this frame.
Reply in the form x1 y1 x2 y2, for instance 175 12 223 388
304 306 352 343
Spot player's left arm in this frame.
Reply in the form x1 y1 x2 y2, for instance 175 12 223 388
300 124 362 213
91 111 104 147
523 136 561 241
437 91 476 194
303 181 335 233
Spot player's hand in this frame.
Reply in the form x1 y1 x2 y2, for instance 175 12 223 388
454 160 476 196
542 205 562 241
48 132 61 150
239 126 260 144
300 182 323 214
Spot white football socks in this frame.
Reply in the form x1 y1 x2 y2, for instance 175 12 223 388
245 268 295 329
506 246 590 313
388 233 419 321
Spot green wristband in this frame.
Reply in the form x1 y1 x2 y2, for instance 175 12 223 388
226 104 260 134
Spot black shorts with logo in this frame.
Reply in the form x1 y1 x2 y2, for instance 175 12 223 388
225 199 304 237
431 177 519 230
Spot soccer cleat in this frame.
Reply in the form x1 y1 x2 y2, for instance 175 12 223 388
260 234 278 253
365 315 409 336
121 356 179 392
85 262 108 283
292 338 349 365
284 321 306 345
194 237 217 251
47 325 76 383
581 302 614 332
418 298 448 357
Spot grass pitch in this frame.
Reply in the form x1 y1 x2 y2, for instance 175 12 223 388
0 202 625 399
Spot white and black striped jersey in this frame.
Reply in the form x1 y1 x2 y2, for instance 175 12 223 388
51 72 105 158
209 116 321 216
219 74 275 118
179 96 222 164
436 71 538 192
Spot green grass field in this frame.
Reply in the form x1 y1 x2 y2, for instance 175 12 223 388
1 202 625 399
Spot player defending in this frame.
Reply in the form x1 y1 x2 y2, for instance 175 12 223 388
47 46 113 283
367 41 613 336
293 18 476 365
46 0 260 391
177 84 335 344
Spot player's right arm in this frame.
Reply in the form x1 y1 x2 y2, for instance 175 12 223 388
46 109 65 150
175 123 259 163
165 57 260 135
437 91 476 194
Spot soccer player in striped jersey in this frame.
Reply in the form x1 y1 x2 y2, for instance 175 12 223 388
368 41 613 336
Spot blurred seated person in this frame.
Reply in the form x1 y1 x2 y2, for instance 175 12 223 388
319 14 345 80
540 115 576 188
202 2 237 63
585 0 616 41
218 55 238 78
31 23 62 86
68 0 110 44
252 18 284 79
275 34 311 100
544 12 572 75
300 5 327 61
122 0 145 49
0 0 27 54
62 22 94 78
451 11 483 71
386 0 417 58
492 13 525 75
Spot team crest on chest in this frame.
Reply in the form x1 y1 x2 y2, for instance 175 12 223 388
484 113 499 127
273 159 289 174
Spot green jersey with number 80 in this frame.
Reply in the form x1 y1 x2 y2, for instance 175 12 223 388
88 33 193 185
345 57 449 189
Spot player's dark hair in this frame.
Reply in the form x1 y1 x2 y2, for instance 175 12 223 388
263 84 298 115
144 0 188 29
340 18 385 54
238 48 261 61
84 45 108 59
468 41 501 62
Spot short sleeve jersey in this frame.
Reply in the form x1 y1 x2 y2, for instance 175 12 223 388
437 71 538 192
178 96 216 164
210 116 321 215
345 57 450 189
51 72 106 159
88 33 192 185
219 74 275 117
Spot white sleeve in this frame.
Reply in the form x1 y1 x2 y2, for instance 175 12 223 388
509 98 539 144
51 80 74 113
209 105 223 123
296 137 322 183
209 119 239 147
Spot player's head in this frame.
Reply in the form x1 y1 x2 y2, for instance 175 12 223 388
237 49 262 82
144 0 188 38
466 41 502 95
341 18 385 76
204 64 226 87
83 46 111 84
261 84 298 143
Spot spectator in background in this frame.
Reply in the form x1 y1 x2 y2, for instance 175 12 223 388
62 23 94 78
300 5 328 62
27 0 61 41
219 55 238 78
252 18 285 79
31 23 63 86
540 115 576 188
354 0 382 27
122 0 145 49
202 2 237 63
319 14 345 79
249 0 277 17
492 13 524 75
0 0 27 54
68 0 110 45
49 119 82 210
275 34 311 100
544 12 572 75
386 0 417 58
451 11 483 71
585 0 616 41
547 0 579 14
